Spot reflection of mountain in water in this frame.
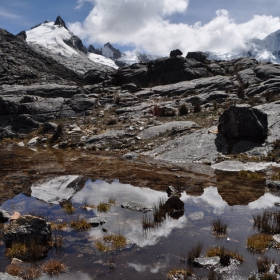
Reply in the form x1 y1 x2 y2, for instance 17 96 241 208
30 177 280 248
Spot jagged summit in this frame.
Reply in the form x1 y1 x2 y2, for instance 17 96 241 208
54 15 69 30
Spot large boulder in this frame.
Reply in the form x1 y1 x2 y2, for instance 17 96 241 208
4 215 52 246
83 69 115 85
186 51 206 62
170 49 183 57
218 105 268 139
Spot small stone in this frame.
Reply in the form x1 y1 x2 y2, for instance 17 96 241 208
187 211 204 221
193 257 220 267
273 234 280 243
27 137 39 146
10 211 20 220
87 217 107 227
17 142 25 147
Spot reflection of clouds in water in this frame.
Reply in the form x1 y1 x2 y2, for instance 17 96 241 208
249 193 280 209
74 180 187 247
46 272 92 280
181 186 228 212
126 216 187 247
128 262 160 273
72 179 167 205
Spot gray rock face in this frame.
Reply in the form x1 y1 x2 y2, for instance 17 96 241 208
0 28 81 86
193 257 220 267
54 15 69 30
0 209 11 222
218 105 268 139
186 51 206 62
114 56 210 87
145 127 227 164
83 68 115 85
137 121 198 139
87 217 107 227
121 201 152 213
4 215 52 246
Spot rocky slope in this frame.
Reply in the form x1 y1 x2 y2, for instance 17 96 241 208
2 22 280 171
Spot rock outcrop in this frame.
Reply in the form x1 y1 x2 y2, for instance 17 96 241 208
218 105 268 139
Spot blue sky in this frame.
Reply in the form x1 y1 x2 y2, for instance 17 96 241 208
1 0 280 55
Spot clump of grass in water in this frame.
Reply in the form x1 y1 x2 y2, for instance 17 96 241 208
81 202 95 210
166 266 193 280
97 202 111 213
212 218 227 236
62 202 75 214
108 197 116 205
238 170 264 180
70 217 91 231
256 255 274 274
247 233 273 252
142 214 157 231
94 234 127 252
50 221 68 230
42 259 67 276
187 242 203 262
53 234 63 249
252 209 280 234
206 246 244 265
153 197 167 223
6 263 42 279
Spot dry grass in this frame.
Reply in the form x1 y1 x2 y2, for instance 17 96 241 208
5 242 28 259
271 172 280 180
62 202 75 214
70 217 91 231
247 233 273 252
167 267 193 279
238 170 264 180
252 210 280 234
6 263 23 277
212 218 227 236
178 104 189 116
206 246 244 264
94 234 127 252
260 273 278 280
50 222 68 230
42 259 66 276
97 202 111 213
153 197 167 223
142 214 157 230
187 242 203 262
108 197 116 205
53 235 63 249
256 256 273 273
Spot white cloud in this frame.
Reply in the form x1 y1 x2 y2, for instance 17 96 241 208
0 7 22 20
69 0 280 56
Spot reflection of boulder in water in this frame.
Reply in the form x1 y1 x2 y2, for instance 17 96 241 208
154 196 184 222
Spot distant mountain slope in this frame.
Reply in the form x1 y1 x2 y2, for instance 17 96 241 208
206 29 280 63
0 28 82 87
26 17 118 70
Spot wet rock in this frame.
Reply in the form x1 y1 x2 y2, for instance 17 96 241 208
121 201 152 213
164 196 184 219
193 257 220 267
170 49 183 57
187 211 204 221
266 179 280 188
87 218 107 227
4 215 52 246
137 121 198 140
211 160 280 172
218 105 268 139
186 51 206 62
0 209 11 222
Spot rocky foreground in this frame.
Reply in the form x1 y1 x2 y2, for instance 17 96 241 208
1 28 280 171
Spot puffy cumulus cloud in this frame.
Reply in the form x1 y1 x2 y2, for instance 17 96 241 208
69 0 280 56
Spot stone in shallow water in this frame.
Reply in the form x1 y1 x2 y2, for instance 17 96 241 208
193 257 220 267
187 211 204 221
87 217 107 227
121 201 152 213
